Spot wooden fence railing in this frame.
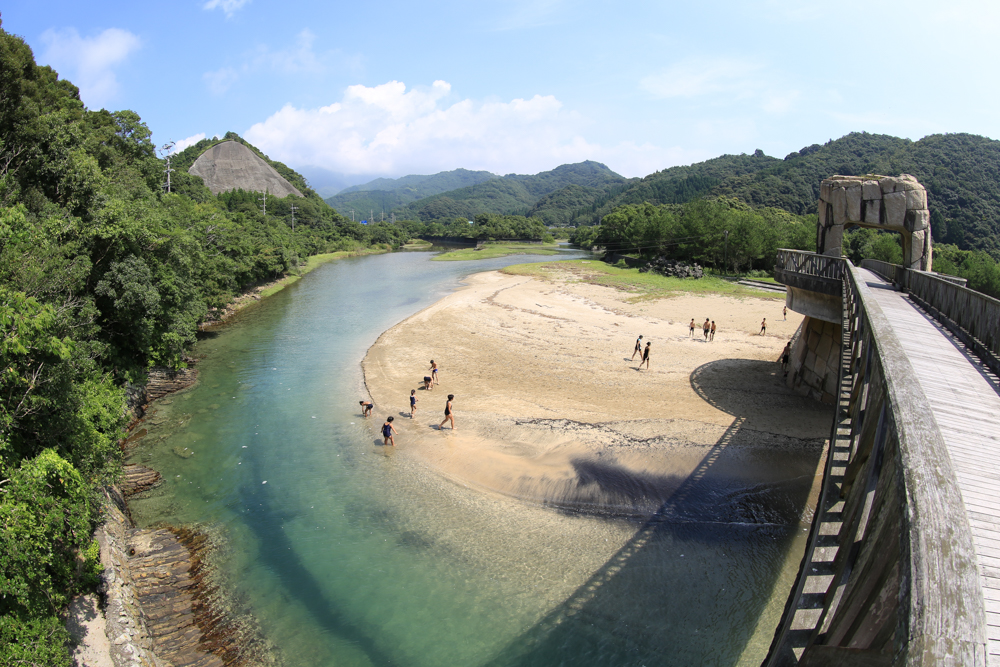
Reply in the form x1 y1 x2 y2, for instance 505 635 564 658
860 259 1000 379
776 249 846 281
767 257 986 666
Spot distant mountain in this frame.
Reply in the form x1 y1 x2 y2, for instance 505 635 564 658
324 168 499 218
566 133 1000 257
393 161 630 221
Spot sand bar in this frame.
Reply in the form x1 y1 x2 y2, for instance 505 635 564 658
362 267 833 516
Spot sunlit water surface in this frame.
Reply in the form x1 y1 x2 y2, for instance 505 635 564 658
128 249 816 667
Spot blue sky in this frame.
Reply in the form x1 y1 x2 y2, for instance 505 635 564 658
5 1 1000 194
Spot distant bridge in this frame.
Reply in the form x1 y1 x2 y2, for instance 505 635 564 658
766 248 1000 666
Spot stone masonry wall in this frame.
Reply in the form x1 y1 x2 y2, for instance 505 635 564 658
786 316 841 405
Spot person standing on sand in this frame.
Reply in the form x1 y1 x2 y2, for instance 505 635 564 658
703 318 710 340
640 341 651 369
439 394 456 430
429 360 439 385
689 319 696 337
631 335 644 360
783 306 787 321
710 321 716 341
382 416 397 446
360 400 373 418
410 389 418 418
780 341 791 376
760 318 767 335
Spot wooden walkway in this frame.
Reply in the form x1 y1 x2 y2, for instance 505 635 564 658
861 269 1000 664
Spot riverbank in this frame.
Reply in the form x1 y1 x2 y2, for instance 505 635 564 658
431 242 559 261
362 268 831 510
200 246 392 327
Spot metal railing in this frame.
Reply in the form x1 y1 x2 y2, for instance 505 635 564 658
766 256 987 666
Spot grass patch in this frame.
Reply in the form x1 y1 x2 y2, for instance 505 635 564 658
402 239 433 249
259 247 390 298
502 259 784 301
432 242 559 262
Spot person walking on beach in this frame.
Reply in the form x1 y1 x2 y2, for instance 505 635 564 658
783 306 787 321
360 400 373 418
640 341 651 370
703 318 710 340
429 360 439 385
760 318 767 335
631 335 644 360
780 341 791 376
439 395 456 430
410 389 418 418
710 321 716 341
689 319 696 337
382 416 397 446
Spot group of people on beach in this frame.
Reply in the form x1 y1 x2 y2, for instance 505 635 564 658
361 359 455 447
688 318 717 341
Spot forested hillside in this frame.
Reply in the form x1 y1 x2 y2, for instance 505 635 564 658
569 133 1000 257
392 161 629 221
0 23 409 664
324 168 498 220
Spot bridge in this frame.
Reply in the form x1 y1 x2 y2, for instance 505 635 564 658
764 178 1000 666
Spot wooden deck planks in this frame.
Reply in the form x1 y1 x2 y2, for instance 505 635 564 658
860 269 1000 657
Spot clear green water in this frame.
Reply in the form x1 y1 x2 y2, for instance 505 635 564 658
128 250 819 667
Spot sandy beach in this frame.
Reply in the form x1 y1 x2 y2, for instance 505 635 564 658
362 266 833 516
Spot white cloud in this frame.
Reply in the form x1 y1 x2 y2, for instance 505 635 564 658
172 133 207 153
39 27 141 109
203 0 251 18
203 67 239 95
244 80 669 177
640 57 762 99
491 0 566 30
202 30 336 95
641 57 799 116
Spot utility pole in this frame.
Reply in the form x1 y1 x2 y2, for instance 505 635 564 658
259 191 267 216
350 210 355 221
723 230 729 275
290 204 299 233
159 141 175 193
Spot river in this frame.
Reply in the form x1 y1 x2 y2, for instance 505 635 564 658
128 248 816 667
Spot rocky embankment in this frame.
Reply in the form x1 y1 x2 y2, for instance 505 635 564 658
78 366 275 667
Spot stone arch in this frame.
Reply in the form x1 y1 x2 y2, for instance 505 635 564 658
816 174 932 271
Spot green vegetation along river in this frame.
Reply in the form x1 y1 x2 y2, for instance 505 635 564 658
127 249 815 667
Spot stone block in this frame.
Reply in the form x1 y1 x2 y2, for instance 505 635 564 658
814 357 827 376
906 188 927 210
818 200 827 227
883 191 907 228
908 229 927 268
817 334 833 360
846 185 862 222
830 187 848 226
805 350 817 371
820 182 831 201
905 209 930 232
821 224 844 257
862 180 882 200
863 199 881 225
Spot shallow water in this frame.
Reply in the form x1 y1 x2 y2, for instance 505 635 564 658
128 250 821 667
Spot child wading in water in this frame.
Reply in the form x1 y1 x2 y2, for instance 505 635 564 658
359 400 373 418
410 389 417 418
439 394 456 430
382 416 397 446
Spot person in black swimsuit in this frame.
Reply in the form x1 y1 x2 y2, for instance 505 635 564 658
631 335 643 360
640 341 651 370
410 389 417 418
439 394 455 430
359 400 373 417
382 416 397 446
